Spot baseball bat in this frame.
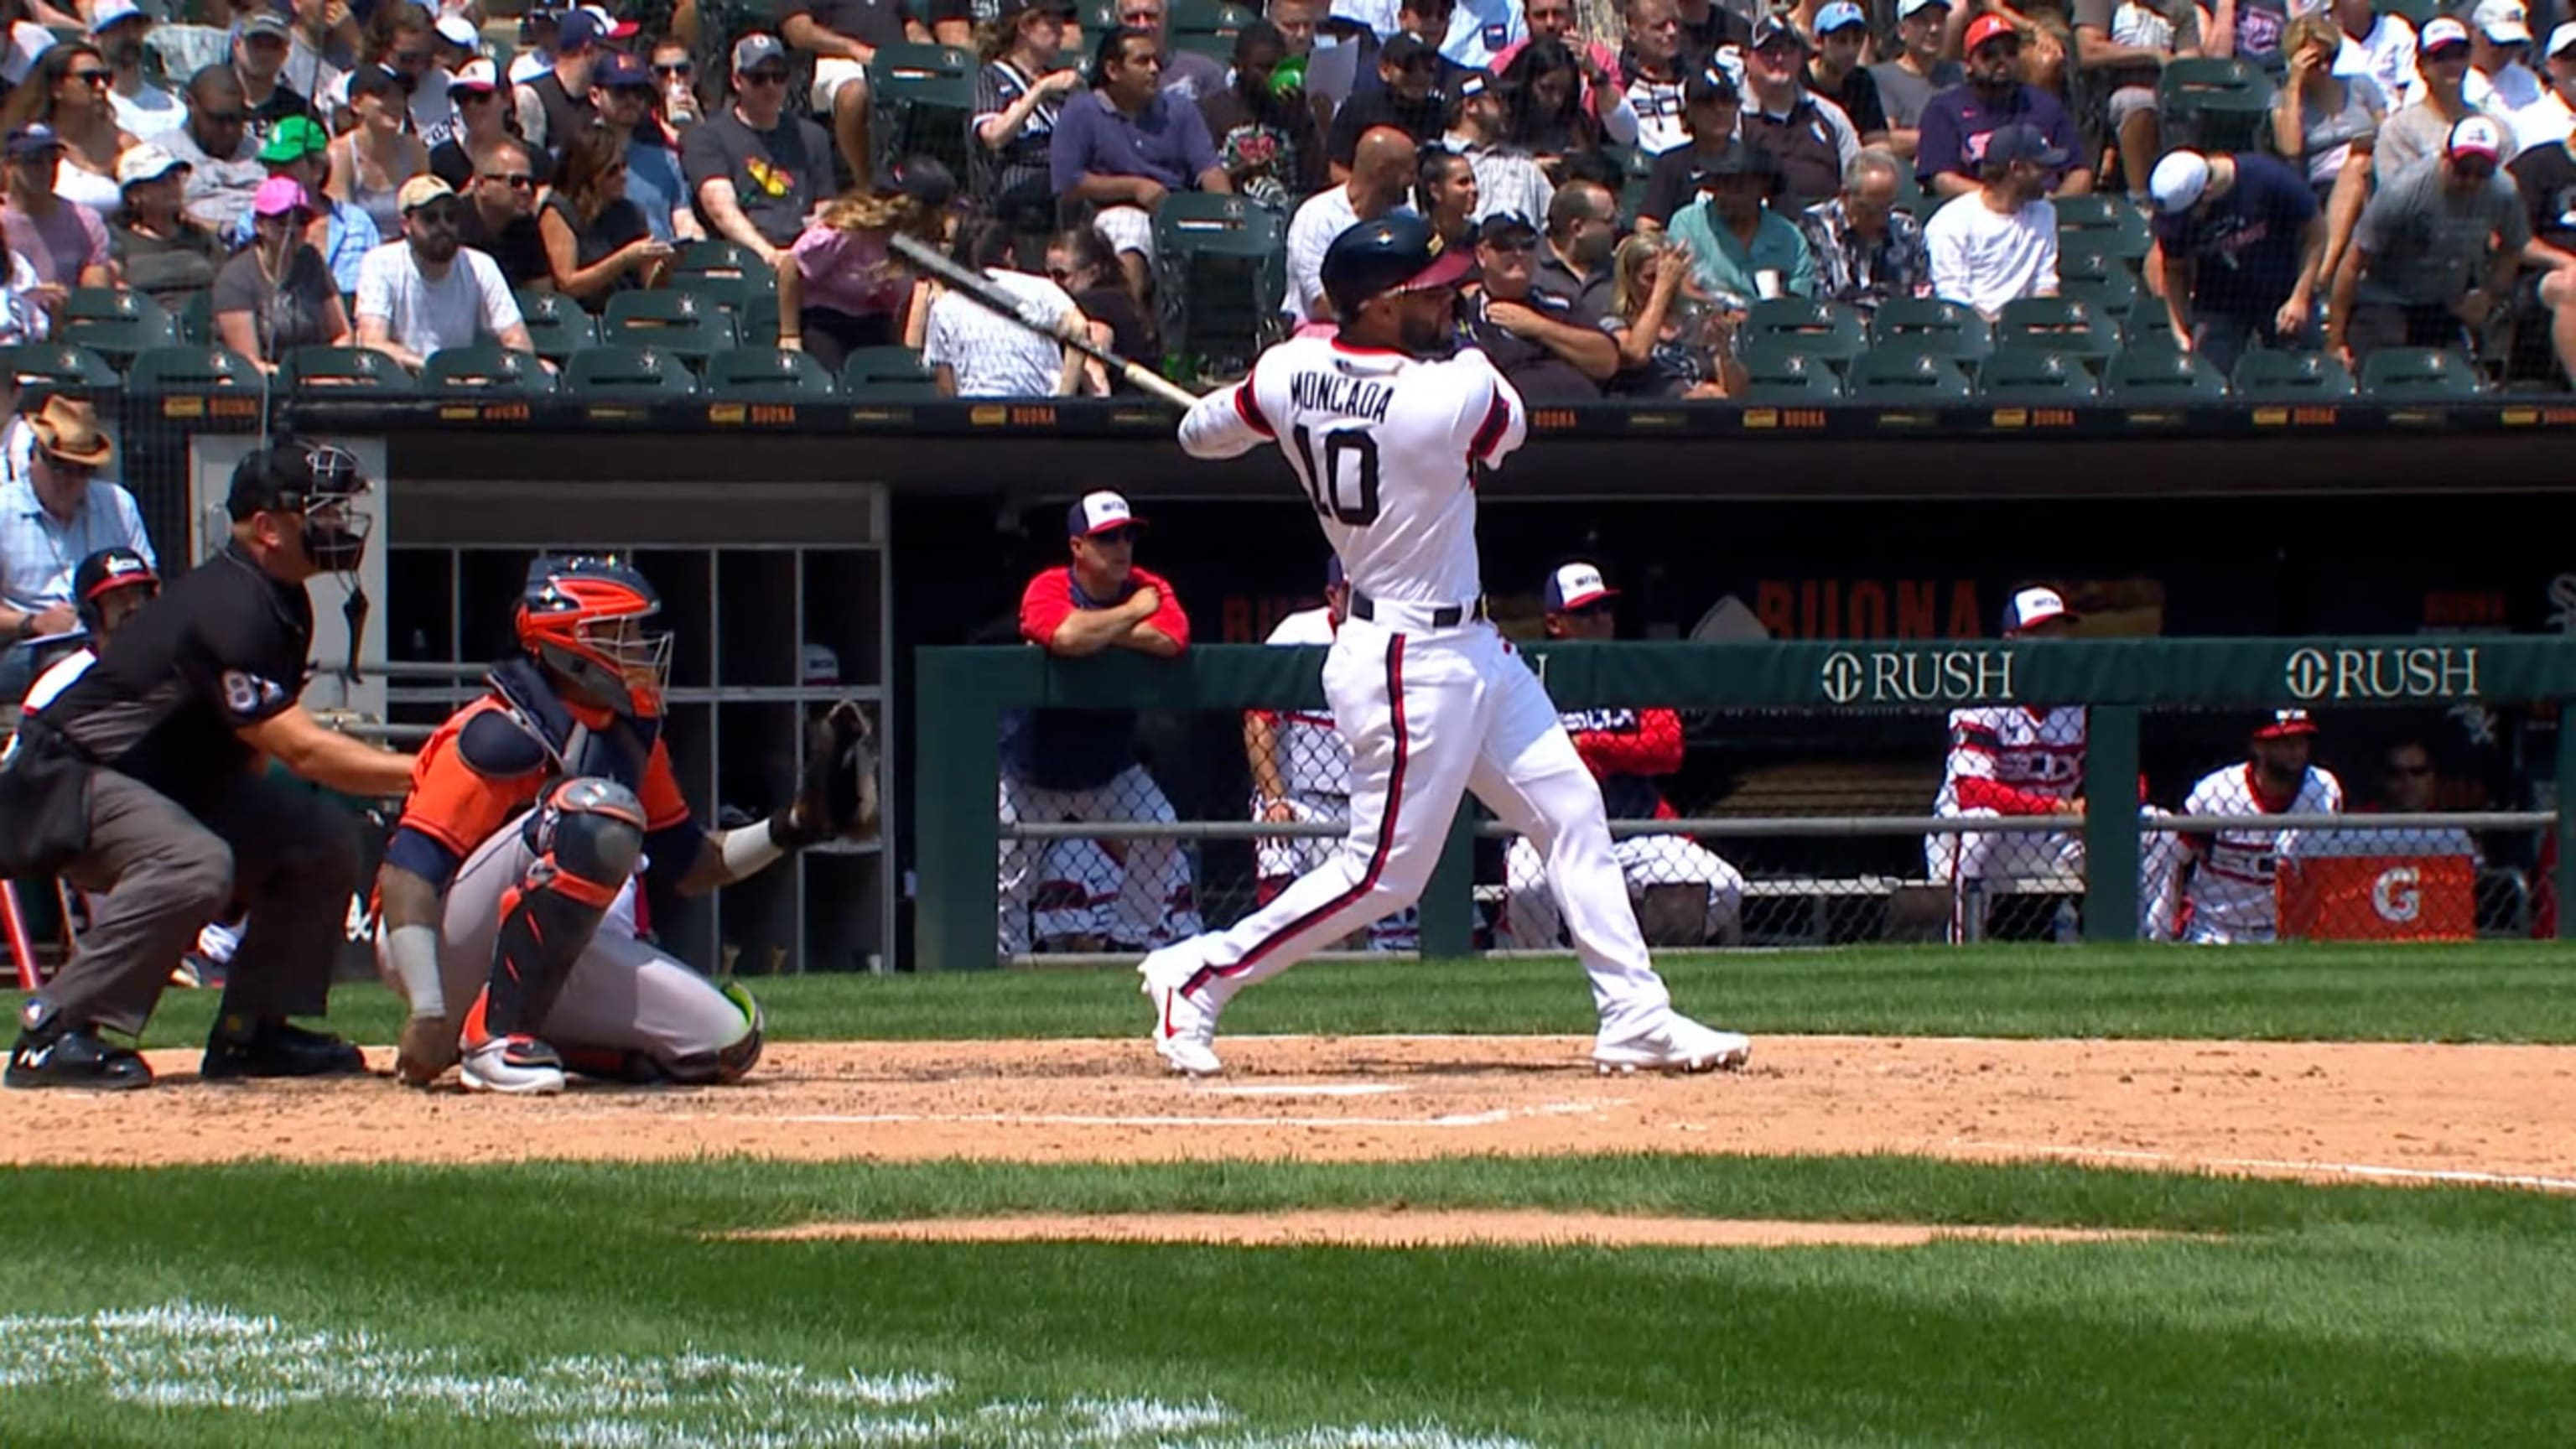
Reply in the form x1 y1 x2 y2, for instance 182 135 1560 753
889 232 1204 409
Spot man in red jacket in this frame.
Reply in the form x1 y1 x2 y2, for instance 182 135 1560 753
1500 562 1744 948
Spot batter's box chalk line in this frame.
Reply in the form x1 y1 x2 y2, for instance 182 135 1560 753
0 1301 1540 1449
1951 1140 2576 1193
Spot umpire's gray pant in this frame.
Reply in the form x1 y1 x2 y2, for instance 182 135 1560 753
39 768 358 1036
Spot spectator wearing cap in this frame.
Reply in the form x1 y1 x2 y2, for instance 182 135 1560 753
2329 0 2419 115
0 393 153 704
974 0 1085 230
997 488 1199 958
107 144 221 311
1199 20 1327 210
2510 54 2576 382
0 206 44 343
2514 23 2576 153
1669 140 1817 305
1052 26 1231 296
0 39 138 221
428 58 513 191
927 216 1095 394
777 166 944 366
231 9 314 146
2275 11 2382 273
1415 144 1479 249
1441 68 1555 223
432 13 483 75
1871 0 1962 158
2377 18 2505 185
683 33 836 267
1343 0 1472 96
227 114 377 293
1740 14 1862 211
1808 3 1891 150
94 0 179 138
2463 0 2542 117
2071 0 2199 205
1607 0 1689 155
1490 0 1640 144
1798 147 1931 318
588 49 704 245
2327 114 2572 361
1 125 112 291
1924 120 2059 318
1285 124 1412 319
355 172 536 367
453 135 552 289
1467 209 1619 396
212 174 351 367
2145 147 2323 375
782 0 927 188
330 63 429 243
1327 32 1449 172
2172 711 2342 945
1114 0 1233 106
1634 61 1742 236
538 121 670 307
1602 231 1744 396
149 65 267 233
1917 14 2090 199
379 7 462 145
1501 562 1745 952
517 4 607 157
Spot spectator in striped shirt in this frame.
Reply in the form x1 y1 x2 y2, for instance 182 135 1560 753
1439 68 1554 223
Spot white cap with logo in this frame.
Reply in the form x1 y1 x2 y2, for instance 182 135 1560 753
2001 585 2077 634
2471 0 2531 44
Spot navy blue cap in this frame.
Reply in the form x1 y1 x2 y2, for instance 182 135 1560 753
1981 122 2068 169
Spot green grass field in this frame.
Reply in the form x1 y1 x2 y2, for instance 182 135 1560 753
12 942 2575 1446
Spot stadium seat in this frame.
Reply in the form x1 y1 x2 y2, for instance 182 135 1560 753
865 43 976 179
122 345 260 391
841 345 939 397
1171 0 1254 58
2158 58 2277 153
1736 340 1846 401
603 289 739 368
2122 307 2177 349
1995 297 2117 369
2379 0 2434 21
564 345 700 396
2056 242 2119 286
1742 299 1868 371
2052 195 2152 263
2231 348 2357 400
2061 273 2140 319
673 239 771 283
2103 345 2228 399
279 345 415 390
2359 346 2486 400
738 291 783 346
1976 347 2099 402
60 288 175 366
1846 345 1974 401
1870 297 1992 366
0 342 120 396
705 346 841 397
421 344 557 393
517 289 599 363
174 290 211 346
1152 191 1286 377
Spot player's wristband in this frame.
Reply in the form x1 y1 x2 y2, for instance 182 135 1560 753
723 813 794 878
387 923 444 1019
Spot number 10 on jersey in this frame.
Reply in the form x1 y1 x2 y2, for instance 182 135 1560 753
1290 423 1382 527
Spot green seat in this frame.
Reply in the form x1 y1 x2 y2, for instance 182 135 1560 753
2232 348 2356 401
2062 273 2139 319
1742 299 1867 370
705 346 840 397
673 239 771 283
1996 296 2117 369
1735 339 1845 400
2359 346 2485 401
1171 0 1255 30
865 43 977 178
0 342 121 397
1846 345 1974 401
2122 306 2179 349
60 288 175 366
739 291 782 346
123 345 262 392
841 345 938 397
516 288 599 363
1870 297 1992 366
1976 347 2099 402
2379 0 2434 23
564 345 700 396
603 288 739 367
278 345 415 390
2158 57 2277 153
2054 196 2153 262
1153 191 1286 371
2056 242 2117 287
420 343 557 393
2103 344 2227 399
174 290 212 346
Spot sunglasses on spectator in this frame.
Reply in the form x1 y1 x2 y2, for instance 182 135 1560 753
69 67 112 86
2423 44 2470 60
1975 36 2021 54
654 60 693 75
2454 157 2498 178
392 48 434 65
742 67 789 85
482 171 538 189
414 200 465 225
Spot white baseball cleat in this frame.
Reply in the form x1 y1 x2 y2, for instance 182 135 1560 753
1592 1015 1753 1075
1139 954 1223 1077
460 1035 568 1095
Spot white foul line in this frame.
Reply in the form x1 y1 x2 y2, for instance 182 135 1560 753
1955 1140 2576 1193
1204 1083 1410 1098
743 1109 1520 1129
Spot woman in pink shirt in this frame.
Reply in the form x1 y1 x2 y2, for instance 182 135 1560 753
775 161 954 369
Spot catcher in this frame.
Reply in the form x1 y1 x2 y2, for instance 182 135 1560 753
373 555 876 1093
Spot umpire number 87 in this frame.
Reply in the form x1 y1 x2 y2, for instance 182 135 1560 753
1290 423 1382 527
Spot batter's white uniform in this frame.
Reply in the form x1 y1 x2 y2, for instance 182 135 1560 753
1501 706 1744 948
2176 762 2345 943
1156 337 1684 1045
1250 605 1419 951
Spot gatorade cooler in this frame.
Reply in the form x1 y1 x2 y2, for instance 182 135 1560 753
2277 855 2476 942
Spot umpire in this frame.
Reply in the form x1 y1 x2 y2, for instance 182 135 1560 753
3 440 418 1090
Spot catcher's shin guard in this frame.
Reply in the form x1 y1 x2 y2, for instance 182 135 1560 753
634 980 766 1085
477 778 646 1039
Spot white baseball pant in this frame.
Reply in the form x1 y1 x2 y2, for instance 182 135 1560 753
997 766 1202 955
1927 809 2189 941
1255 789 1420 951
1501 834 1744 948
1154 615 1675 1039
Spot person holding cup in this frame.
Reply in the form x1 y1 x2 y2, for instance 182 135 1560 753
1665 138 1816 308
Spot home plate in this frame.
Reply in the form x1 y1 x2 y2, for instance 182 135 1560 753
1202 1083 1409 1098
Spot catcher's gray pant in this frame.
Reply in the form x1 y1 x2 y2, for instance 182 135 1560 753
1501 834 1744 948
996 766 1201 955
375 806 752 1071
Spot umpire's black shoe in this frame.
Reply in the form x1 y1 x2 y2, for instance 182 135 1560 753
200 1020 366 1081
5 1027 153 1090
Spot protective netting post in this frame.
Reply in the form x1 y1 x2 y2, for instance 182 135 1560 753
2082 704 2141 943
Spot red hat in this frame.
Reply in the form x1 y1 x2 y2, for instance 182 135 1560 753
2254 709 2319 740
1964 13 2018 49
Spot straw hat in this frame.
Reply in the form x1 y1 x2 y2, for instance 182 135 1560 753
28 395 114 470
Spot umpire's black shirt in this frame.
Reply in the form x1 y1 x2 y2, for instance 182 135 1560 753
39 542 312 810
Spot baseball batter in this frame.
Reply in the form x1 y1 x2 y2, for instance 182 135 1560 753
2173 709 2343 944
1151 211 1752 1077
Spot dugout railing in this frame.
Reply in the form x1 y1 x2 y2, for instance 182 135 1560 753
914 637 2576 970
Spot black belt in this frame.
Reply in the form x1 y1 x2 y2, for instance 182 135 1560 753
1348 591 1482 627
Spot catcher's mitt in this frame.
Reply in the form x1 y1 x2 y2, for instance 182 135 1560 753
801 700 880 841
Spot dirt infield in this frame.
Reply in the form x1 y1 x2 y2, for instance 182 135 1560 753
732 1213 2189 1249
9 1034 2574 1192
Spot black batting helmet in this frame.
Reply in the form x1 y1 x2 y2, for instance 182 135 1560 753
1320 211 1474 320
71 546 158 635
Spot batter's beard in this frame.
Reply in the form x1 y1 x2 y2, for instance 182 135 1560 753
1398 307 1455 356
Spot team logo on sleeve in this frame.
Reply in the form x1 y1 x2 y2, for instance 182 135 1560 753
221 670 287 715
